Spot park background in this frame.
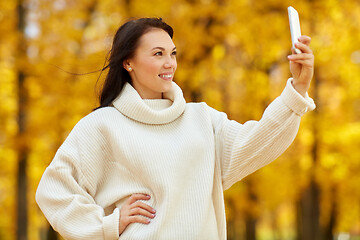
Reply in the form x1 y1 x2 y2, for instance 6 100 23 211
1 0 360 239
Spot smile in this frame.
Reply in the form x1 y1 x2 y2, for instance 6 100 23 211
159 74 173 78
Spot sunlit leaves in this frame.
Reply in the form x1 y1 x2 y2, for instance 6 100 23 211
1 0 360 239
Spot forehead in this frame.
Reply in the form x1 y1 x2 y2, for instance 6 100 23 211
137 29 175 50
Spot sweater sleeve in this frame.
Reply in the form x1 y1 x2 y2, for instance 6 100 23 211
211 78 316 190
35 122 120 240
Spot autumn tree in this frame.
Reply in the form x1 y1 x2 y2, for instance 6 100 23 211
1 0 360 240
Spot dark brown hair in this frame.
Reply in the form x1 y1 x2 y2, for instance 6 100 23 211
95 17 173 110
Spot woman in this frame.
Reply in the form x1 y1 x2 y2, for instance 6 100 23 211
36 17 315 239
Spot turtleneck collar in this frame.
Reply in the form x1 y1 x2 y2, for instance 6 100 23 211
112 81 186 125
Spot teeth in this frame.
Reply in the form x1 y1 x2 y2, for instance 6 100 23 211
159 74 172 78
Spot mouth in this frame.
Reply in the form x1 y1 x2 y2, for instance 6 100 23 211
158 73 174 80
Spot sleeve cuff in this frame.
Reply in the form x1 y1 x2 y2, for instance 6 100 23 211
280 78 316 116
103 207 120 240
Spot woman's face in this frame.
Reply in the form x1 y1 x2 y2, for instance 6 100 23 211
124 28 177 99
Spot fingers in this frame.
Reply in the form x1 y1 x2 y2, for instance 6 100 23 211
288 52 313 61
119 214 151 234
294 42 312 54
126 193 151 204
129 207 156 219
298 35 311 45
131 200 156 214
124 194 155 217
292 36 312 55
119 193 156 234
288 55 314 69
288 37 314 67
128 215 151 225
288 59 313 68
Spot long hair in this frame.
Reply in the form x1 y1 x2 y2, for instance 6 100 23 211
95 17 173 110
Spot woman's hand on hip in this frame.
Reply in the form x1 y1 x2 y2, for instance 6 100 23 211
119 193 156 235
287 35 314 97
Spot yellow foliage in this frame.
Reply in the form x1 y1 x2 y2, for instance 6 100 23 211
1 0 360 238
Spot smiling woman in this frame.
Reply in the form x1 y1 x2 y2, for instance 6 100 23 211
95 18 175 109
123 29 177 99
35 17 316 240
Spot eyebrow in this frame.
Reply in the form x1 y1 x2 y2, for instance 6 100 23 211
151 47 177 51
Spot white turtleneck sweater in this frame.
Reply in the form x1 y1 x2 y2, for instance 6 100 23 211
36 79 315 240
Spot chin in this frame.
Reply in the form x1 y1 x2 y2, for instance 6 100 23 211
161 81 173 92
150 79 173 97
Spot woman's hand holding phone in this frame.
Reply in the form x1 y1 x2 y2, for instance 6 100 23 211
287 7 314 97
288 36 314 97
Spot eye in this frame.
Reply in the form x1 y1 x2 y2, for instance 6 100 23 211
172 51 177 56
154 51 162 56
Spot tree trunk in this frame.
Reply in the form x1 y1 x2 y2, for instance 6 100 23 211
226 198 236 240
16 0 28 239
16 121 28 240
46 225 59 240
245 215 257 240
44 0 99 238
297 69 322 240
297 178 321 240
324 187 337 240
245 179 258 240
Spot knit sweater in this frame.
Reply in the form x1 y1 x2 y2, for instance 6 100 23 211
36 79 315 240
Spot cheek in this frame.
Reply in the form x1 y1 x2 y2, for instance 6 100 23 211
140 59 160 75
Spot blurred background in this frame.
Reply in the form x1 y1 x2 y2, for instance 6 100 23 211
1 0 360 239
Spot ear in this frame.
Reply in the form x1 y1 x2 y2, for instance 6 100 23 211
123 60 132 71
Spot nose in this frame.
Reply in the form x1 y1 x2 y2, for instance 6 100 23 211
164 56 177 69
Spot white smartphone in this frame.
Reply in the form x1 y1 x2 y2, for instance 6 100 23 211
288 6 302 54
